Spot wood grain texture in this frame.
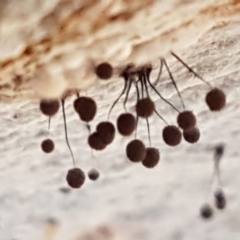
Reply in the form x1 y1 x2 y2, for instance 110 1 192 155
0 0 239 100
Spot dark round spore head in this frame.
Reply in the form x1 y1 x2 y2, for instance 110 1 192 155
136 98 155 118
66 168 85 189
126 139 146 162
117 113 136 136
95 62 113 80
40 99 60 116
96 121 115 145
162 125 182 146
177 110 196 130
200 204 213 219
88 168 100 181
73 97 97 122
183 127 200 144
142 147 160 168
205 88 226 111
214 189 227 210
88 132 106 151
41 139 55 153
214 144 224 158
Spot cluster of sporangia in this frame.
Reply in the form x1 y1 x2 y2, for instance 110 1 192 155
39 52 226 219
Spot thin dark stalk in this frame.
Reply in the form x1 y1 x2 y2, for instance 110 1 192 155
214 158 222 187
139 71 152 146
213 144 224 187
146 74 180 113
135 82 140 139
152 60 163 87
162 58 185 110
86 123 91 135
61 100 76 167
123 77 133 112
135 82 140 104
207 148 224 197
135 116 139 139
108 78 129 119
146 117 151 146
171 51 212 88
142 72 150 98
138 74 145 98
208 160 222 198
154 109 169 125
144 68 169 125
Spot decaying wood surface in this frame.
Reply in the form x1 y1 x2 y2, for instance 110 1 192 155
0 0 239 101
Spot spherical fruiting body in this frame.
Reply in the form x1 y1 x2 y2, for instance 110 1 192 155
162 125 182 146
40 99 60 116
183 127 200 144
177 111 196 130
88 132 106 151
74 97 97 122
66 168 85 189
95 62 113 80
88 168 100 181
117 113 136 136
200 204 213 219
214 190 226 210
205 88 226 111
142 147 160 168
214 144 224 159
96 121 115 145
126 139 146 162
215 144 224 156
136 98 155 118
41 139 55 153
